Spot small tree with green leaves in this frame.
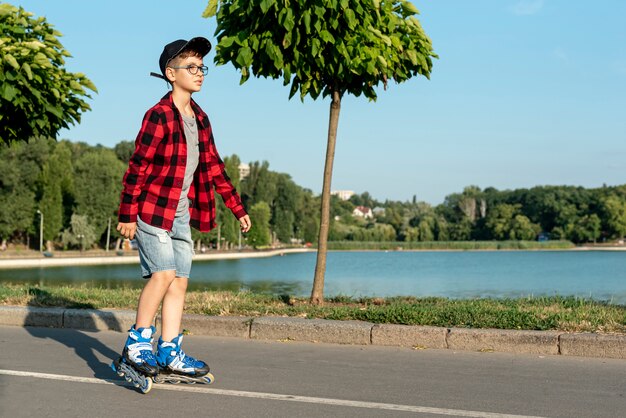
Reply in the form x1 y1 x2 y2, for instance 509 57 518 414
73 149 125 240
601 195 626 240
61 214 96 251
39 141 73 248
0 138 47 245
0 4 96 145
246 201 271 248
205 0 435 304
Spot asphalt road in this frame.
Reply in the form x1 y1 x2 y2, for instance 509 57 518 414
0 326 624 418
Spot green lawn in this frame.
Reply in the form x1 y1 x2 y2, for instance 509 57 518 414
1 284 624 334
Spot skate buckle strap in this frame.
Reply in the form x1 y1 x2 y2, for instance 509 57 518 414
130 341 153 351
128 326 154 341
160 341 178 357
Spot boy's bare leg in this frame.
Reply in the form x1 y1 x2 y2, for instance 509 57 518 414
135 270 176 329
160 276 188 341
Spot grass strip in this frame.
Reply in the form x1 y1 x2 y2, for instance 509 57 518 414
1 284 624 334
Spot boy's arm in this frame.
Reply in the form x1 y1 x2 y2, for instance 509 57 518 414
208 134 247 220
118 109 163 223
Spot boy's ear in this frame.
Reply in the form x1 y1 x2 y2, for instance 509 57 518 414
165 67 176 83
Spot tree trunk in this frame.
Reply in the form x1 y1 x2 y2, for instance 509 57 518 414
311 88 341 305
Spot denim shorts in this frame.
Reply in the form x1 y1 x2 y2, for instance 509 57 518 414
136 212 194 279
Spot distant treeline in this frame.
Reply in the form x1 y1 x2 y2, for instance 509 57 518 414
326 241 575 251
333 184 626 246
1 138 625 250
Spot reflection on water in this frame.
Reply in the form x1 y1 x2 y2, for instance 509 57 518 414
1 251 625 303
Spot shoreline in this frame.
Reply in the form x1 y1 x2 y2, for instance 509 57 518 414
0 245 624 269
329 246 626 252
0 248 313 270
0 246 626 270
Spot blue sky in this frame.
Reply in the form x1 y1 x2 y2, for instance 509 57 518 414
13 1 626 204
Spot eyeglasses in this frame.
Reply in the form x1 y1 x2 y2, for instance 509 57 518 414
168 64 208 76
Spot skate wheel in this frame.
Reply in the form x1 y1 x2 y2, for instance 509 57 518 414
203 373 215 384
170 379 181 385
116 370 125 377
140 377 153 394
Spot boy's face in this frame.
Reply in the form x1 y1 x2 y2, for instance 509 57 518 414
166 55 205 93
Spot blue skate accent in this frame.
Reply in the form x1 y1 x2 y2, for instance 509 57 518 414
156 334 210 376
122 325 158 376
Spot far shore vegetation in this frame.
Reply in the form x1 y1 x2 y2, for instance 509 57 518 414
2 284 624 334
2 138 626 255
326 240 576 251
0 239 584 259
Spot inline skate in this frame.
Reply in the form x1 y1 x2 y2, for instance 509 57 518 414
154 333 214 385
110 325 158 393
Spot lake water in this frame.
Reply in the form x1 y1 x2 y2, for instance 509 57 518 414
1 251 625 304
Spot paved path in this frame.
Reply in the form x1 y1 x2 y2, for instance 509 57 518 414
0 326 624 418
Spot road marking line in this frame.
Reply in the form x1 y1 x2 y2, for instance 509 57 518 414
0 369 547 418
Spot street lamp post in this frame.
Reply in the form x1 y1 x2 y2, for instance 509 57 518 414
106 217 111 252
77 234 84 253
36 210 43 252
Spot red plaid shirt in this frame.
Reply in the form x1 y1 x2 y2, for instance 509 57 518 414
118 92 246 232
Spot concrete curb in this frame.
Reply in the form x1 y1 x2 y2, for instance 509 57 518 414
372 324 448 349
1 306 624 360
0 305 65 328
173 314 253 339
251 317 372 345
63 309 136 333
447 328 561 355
560 333 626 359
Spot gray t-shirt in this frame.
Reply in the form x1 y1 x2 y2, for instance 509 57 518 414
176 112 200 216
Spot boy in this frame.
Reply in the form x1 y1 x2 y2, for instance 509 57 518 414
115 37 251 380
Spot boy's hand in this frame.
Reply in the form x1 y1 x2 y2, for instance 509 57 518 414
239 215 251 233
117 222 137 240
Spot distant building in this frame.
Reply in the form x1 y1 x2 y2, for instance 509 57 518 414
352 206 373 219
331 190 355 201
372 207 386 216
238 163 250 179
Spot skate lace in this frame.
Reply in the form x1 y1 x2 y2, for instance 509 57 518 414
177 349 199 367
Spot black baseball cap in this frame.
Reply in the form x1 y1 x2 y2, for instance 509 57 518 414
150 37 212 80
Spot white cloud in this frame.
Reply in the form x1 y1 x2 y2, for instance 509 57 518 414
511 0 544 16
